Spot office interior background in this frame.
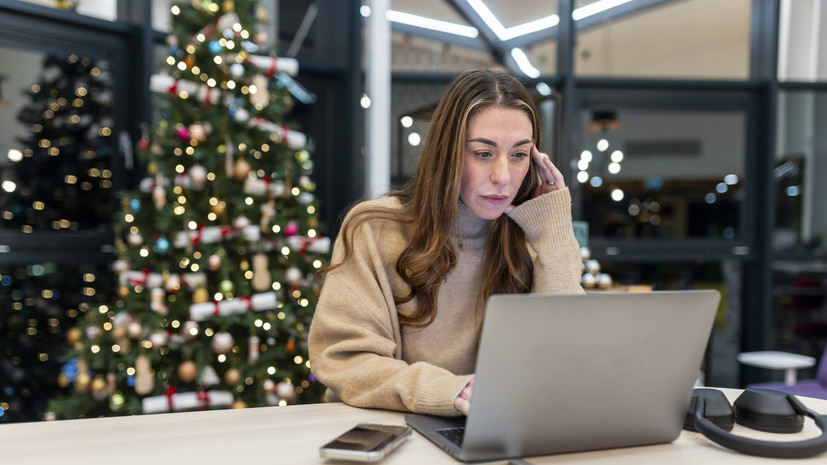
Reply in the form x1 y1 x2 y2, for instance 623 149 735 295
1 0 826 422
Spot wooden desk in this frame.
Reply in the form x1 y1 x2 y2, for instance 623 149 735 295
2 388 826 464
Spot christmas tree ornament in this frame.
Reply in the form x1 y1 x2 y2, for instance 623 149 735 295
127 320 143 339
149 330 169 348
284 267 302 285
585 259 601 275
134 354 154 395
249 74 269 108
126 232 143 246
251 253 271 291
189 123 207 141
219 279 235 295
153 175 167 210
110 393 125 411
231 400 248 409
193 286 210 304
176 125 189 141
182 320 199 339
189 164 208 190
155 237 170 254
91 376 108 401
208 253 222 271
149 287 169 316
86 324 101 340
177 360 198 383
224 367 241 386
233 158 251 180
211 331 235 354
66 327 81 345
233 215 251 230
284 222 298 236
75 359 90 393
248 335 260 362
276 380 296 402
199 365 221 386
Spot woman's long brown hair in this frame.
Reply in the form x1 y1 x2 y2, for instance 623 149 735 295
321 69 542 327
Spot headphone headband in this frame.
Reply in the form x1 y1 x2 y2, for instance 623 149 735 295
689 389 827 459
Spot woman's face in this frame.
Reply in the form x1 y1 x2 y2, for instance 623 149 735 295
460 106 533 220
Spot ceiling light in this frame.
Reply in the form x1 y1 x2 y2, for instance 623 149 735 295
467 0 558 41
510 48 540 78
573 0 634 21
386 10 479 38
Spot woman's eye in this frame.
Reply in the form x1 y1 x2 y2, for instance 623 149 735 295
476 151 493 158
512 151 529 158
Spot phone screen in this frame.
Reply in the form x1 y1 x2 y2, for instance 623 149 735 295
322 424 409 452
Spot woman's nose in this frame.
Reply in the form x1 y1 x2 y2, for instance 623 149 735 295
489 154 510 185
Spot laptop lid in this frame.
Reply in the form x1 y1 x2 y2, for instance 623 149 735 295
406 290 720 462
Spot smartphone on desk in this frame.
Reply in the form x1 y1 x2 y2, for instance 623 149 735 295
320 423 412 462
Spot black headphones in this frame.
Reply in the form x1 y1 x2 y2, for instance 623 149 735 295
684 388 827 459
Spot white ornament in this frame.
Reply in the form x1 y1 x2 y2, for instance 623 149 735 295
233 215 251 230
581 273 596 289
189 165 207 189
150 330 169 348
585 259 601 275
182 320 199 339
211 331 235 354
199 365 221 387
597 273 613 289
284 267 303 284
580 247 591 261
127 232 143 247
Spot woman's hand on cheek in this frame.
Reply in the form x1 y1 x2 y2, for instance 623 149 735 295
532 146 565 196
506 146 565 213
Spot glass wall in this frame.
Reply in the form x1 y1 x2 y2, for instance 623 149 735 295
578 108 745 240
574 0 751 79
772 89 827 358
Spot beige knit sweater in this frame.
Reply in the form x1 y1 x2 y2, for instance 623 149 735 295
307 188 584 416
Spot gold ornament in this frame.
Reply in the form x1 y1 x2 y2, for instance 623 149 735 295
224 368 241 386
231 400 248 409
177 360 198 383
134 355 154 395
66 327 81 344
233 158 251 180
193 286 210 304
251 253 271 291
119 285 130 297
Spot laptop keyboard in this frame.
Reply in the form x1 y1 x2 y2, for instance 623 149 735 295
436 427 466 447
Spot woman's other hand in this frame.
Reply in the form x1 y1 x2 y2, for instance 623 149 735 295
453 376 474 416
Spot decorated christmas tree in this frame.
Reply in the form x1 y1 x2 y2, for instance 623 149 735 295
48 0 330 419
2 53 114 232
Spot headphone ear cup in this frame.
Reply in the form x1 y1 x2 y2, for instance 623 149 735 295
733 389 805 433
689 388 827 459
684 388 734 432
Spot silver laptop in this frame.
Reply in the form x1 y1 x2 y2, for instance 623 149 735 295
405 290 720 462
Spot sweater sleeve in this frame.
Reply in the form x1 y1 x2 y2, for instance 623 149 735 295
506 188 585 294
307 205 472 416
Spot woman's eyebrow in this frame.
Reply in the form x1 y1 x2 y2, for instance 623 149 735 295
468 137 532 148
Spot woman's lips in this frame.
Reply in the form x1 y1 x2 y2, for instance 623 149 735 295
481 194 509 205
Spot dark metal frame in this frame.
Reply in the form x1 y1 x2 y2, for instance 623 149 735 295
0 1 144 266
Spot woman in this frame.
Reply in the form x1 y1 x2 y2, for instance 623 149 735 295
307 69 584 417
